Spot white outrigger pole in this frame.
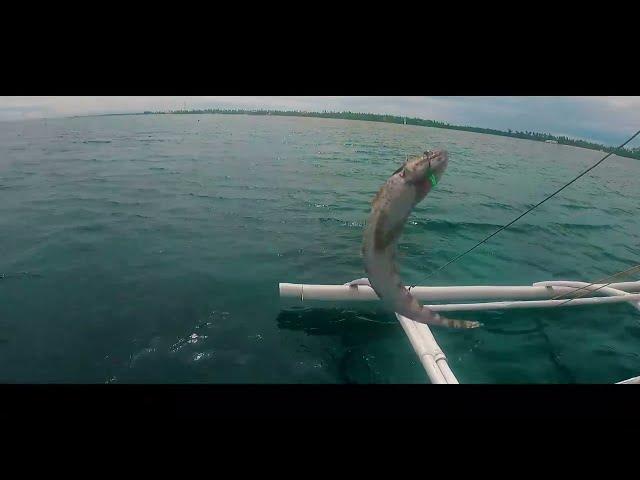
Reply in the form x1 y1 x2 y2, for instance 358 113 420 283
279 280 640 384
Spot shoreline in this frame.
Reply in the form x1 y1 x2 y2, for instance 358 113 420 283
73 109 639 161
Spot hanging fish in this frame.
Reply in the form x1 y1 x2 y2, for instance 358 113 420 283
346 150 480 329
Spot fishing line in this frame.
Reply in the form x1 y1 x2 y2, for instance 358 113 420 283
553 264 640 306
550 263 640 302
422 128 640 280
496 262 640 311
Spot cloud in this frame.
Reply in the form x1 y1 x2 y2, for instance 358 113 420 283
1 96 638 146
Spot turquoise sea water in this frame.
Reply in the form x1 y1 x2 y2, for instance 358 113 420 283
1 114 639 383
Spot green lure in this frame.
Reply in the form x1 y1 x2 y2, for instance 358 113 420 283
428 172 438 187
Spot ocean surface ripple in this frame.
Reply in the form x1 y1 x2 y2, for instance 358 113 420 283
1 114 638 383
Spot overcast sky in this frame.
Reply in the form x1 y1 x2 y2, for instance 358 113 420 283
1 96 638 147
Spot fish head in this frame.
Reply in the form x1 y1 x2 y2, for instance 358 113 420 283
403 149 448 189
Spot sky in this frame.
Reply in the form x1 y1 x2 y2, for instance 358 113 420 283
1 96 638 147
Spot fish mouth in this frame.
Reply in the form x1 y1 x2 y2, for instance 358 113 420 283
425 149 448 161
424 149 448 173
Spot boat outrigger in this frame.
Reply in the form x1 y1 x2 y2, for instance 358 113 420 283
279 279 640 383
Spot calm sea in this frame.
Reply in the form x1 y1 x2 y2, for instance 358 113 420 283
1 114 639 383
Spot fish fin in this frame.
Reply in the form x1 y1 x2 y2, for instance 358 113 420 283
391 164 406 177
409 306 481 329
345 278 371 288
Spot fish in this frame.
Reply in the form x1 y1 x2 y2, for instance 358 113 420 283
346 150 480 329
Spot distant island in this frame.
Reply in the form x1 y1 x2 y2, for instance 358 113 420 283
101 108 640 160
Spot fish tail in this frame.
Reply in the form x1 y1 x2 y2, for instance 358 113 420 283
414 308 481 329
435 316 481 329
415 308 481 329
400 290 481 329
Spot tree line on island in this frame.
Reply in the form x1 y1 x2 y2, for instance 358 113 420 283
135 108 640 160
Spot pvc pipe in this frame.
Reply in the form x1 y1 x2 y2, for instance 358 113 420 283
396 314 446 384
534 281 640 311
616 375 640 384
395 313 458 384
548 280 640 292
423 354 447 384
411 322 459 383
607 281 640 291
279 282 640 303
418 294 640 312
280 283 640 312
436 358 459 384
